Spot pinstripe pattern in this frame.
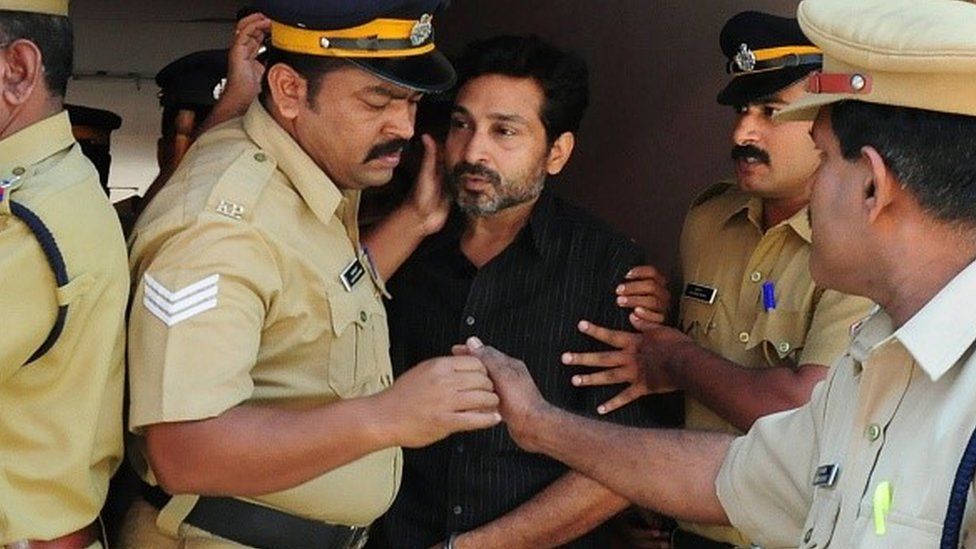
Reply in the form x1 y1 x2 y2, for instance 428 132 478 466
381 190 678 548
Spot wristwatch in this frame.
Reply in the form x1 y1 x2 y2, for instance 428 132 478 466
444 532 460 549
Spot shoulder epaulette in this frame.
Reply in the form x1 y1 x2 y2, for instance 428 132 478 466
205 148 277 222
690 181 736 208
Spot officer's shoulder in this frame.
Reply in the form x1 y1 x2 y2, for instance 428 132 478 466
690 181 738 208
148 121 278 227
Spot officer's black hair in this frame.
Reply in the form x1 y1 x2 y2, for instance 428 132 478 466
830 100 976 226
259 47 349 110
0 10 73 99
453 34 589 144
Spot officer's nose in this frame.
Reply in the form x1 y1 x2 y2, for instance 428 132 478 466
385 100 416 141
732 106 762 146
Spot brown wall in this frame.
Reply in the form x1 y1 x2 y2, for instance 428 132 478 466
436 1 798 276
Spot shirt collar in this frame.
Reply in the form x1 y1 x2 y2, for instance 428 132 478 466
0 111 75 182
892 259 976 381
242 101 344 227
718 191 812 243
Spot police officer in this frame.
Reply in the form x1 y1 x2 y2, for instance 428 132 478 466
564 13 874 546
469 0 976 546
0 1 128 548
122 2 500 548
65 104 122 191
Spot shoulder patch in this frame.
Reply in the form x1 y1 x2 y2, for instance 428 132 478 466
143 273 219 327
691 181 735 208
206 148 277 222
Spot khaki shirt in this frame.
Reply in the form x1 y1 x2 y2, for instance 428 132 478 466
127 101 399 529
677 183 873 544
0 112 127 543
718 259 976 548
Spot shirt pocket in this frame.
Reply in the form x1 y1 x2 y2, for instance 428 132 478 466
326 286 386 397
853 501 941 548
799 492 841 548
749 309 807 367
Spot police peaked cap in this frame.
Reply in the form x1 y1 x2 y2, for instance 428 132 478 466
155 49 229 109
253 0 455 93
717 11 823 106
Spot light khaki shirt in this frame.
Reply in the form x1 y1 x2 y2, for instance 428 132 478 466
0 112 127 543
127 102 400 530
718 259 976 548
677 183 873 544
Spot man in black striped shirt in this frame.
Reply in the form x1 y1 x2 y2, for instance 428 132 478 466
377 35 675 549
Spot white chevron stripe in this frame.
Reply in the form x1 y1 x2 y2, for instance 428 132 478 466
144 273 220 302
141 273 220 327
143 295 218 327
144 283 218 315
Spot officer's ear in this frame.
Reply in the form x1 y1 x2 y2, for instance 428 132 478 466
545 132 575 176
266 62 308 120
860 145 895 224
0 39 44 106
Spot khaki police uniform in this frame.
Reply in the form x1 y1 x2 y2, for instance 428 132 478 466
124 101 399 545
712 0 976 545
718 261 976 547
0 112 128 545
676 183 873 545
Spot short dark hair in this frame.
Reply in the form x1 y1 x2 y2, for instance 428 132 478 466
259 47 348 110
453 35 589 143
831 100 976 226
0 10 73 98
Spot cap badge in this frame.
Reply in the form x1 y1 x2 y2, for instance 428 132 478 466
734 43 757 72
212 78 228 101
409 14 433 46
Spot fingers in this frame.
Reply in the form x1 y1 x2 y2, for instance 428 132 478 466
447 355 487 373
448 410 503 433
419 134 440 180
453 387 500 411
569 367 629 387
595 386 645 415
624 265 667 285
562 350 630 368
232 13 271 55
576 320 641 349
629 311 665 332
451 344 472 356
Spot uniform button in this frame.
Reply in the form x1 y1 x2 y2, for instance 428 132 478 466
778 341 791 353
453 505 462 515
465 316 476 326
866 423 882 441
749 271 762 283
456 444 464 454
707 321 717 330
253 152 267 162
12 166 25 176
738 332 750 343
803 527 813 543
360 311 368 322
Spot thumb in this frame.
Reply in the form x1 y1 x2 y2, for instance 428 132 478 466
418 134 440 184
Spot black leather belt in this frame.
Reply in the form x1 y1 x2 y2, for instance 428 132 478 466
142 483 368 549
671 528 738 549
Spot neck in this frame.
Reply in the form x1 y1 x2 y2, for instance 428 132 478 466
0 96 60 142
761 192 808 231
460 198 538 268
872 223 976 327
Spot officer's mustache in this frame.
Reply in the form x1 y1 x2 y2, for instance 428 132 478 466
364 138 411 163
450 162 502 187
731 144 771 165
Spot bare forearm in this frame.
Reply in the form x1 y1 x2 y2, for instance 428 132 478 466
362 205 433 280
664 342 826 431
455 472 629 549
146 395 394 496
526 407 731 525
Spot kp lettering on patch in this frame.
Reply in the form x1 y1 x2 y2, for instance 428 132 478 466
143 273 219 327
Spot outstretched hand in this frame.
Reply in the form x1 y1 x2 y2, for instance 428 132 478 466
563 321 688 414
407 134 450 236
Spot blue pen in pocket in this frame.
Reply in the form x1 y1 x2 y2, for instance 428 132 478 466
762 281 776 312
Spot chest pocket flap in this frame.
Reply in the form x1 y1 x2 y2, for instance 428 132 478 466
326 286 386 396
749 310 808 361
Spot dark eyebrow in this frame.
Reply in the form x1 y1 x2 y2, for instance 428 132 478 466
451 105 530 125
